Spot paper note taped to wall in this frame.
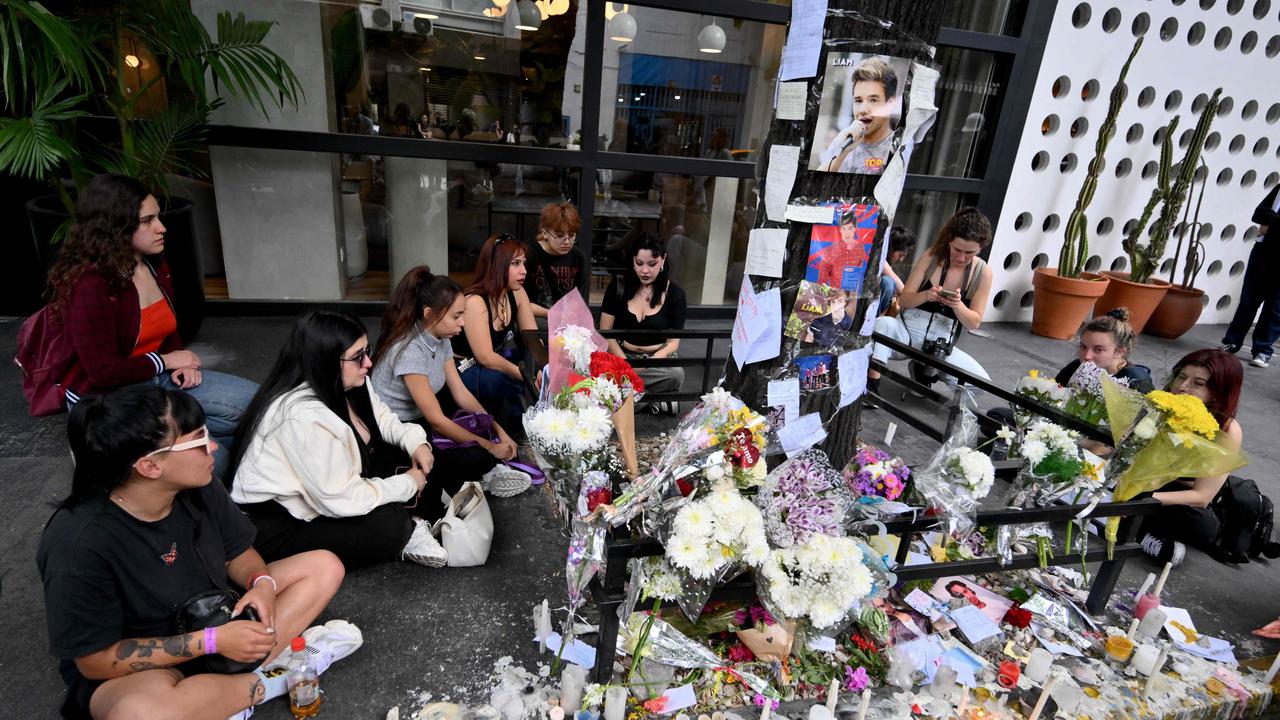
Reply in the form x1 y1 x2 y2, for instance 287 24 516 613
775 82 808 120
779 412 826 456
786 204 838 225
766 145 802 222
779 0 828 81
745 228 787 278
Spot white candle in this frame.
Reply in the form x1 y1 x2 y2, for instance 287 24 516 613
958 689 969 718
1135 572 1156 601
1027 676 1058 720
1143 644 1171 697
826 677 839 713
760 701 771 720
856 689 871 720
560 666 587 714
1126 617 1141 641
604 687 628 720
1131 643 1160 675
1136 608 1167 641
1153 561 1173 597
1265 652 1280 684
1025 648 1053 683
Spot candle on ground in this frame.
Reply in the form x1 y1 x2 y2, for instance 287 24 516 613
1265 652 1280 684
855 689 871 720
1027 676 1058 720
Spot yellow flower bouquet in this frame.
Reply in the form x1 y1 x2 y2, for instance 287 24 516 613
1101 377 1248 555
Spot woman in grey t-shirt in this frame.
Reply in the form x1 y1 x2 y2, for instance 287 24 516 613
373 267 528 496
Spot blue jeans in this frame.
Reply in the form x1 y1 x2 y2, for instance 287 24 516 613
877 273 899 316
460 364 526 438
144 370 258 479
1222 242 1280 358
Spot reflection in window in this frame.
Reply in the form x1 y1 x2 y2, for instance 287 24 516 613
891 191 982 270
328 1 583 147
594 6 785 161
941 0 1028 36
907 47 1011 179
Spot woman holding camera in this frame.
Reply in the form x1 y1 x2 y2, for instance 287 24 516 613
38 385 353 720
869 208 994 394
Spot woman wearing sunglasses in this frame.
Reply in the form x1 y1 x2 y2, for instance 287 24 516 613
526 202 591 318
228 312 454 569
38 385 354 720
454 234 540 438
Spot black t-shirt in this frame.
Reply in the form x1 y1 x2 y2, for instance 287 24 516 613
37 480 256 685
527 243 590 309
601 279 687 347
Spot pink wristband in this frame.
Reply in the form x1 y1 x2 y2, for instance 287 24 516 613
204 626 217 655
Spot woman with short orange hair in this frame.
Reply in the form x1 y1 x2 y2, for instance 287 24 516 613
527 201 590 316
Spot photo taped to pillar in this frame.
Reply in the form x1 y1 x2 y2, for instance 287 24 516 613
809 52 912 175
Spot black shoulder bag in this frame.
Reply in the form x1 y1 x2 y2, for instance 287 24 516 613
174 492 263 675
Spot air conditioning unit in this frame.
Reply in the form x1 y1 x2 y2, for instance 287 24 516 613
359 4 394 32
402 10 434 36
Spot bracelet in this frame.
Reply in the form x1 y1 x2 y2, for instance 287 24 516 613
204 626 217 655
250 573 277 593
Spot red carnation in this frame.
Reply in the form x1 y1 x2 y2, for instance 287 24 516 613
586 488 613 512
589 352 644 394
676 478 694 497
1003 604 1032 628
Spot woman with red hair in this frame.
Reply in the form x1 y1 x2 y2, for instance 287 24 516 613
527 201 590 317
1138 348 1245 567
454 234 539 438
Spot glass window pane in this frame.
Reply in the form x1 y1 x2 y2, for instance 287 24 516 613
942 0 1028 36
328 1 583 148
597 7 785 162
890 190 981 269
907 47 1012 179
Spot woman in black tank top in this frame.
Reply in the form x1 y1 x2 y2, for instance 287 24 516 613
458 234 540 437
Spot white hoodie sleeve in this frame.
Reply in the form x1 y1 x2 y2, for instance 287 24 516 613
366 383 430 456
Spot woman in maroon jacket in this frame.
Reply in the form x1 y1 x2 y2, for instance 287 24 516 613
48 174 257 478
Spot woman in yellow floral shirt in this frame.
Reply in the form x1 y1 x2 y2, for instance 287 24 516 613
1138 349 1245 567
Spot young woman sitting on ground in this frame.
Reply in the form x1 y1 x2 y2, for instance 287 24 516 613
371 266 533 498
1137 348 1246 568
868 208 994 397
228 311 453 570
38 385 354 720
600 233 688 415
454 234 540 438
47 173 257 478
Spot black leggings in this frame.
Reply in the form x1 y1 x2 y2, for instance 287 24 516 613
245 501 415 570
1139 504 1220 549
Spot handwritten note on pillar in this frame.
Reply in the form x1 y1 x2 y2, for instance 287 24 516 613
765 145 801 222
779 0 828 81
746 228 787 278
775 82 808 121
779 412 826 456
838 346 872 408
767 378 800 423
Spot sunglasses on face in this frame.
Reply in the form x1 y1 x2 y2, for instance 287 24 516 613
145 426 212 457
341 347 371 364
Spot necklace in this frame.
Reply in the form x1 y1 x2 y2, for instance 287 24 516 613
112 493 151 522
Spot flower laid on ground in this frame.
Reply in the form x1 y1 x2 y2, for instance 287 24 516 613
667 489 769 580
525 403 613 462
843 446 910 502
760 534 874 629
733 601 777 630
843 665 870 692
758 449 848 547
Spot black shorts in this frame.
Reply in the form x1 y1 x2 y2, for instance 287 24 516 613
62 663 200 719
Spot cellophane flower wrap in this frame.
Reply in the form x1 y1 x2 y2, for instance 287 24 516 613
1013 368 1069 427
605 388 769 526
1010 419 1088 502
758 533 875 631
1101 376 1248 553
1062 361 1126 428
666 487 769 580
912 409 994 536
756 449 850 548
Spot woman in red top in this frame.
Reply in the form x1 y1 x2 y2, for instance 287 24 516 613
48 174 257 478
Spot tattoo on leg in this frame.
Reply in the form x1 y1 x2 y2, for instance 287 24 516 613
249 678 265 707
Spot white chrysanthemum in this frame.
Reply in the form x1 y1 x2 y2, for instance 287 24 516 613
950 447 994 497
1022 438 1048 465
667 535 704 572
674 504 713 538
557 325 597 373
760 535 874 629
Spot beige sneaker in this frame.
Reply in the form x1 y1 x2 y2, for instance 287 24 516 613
402 518 447 567
483 465 532 498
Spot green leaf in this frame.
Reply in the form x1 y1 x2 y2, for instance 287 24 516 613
0 78 87 179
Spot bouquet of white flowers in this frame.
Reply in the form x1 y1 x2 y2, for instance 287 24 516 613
759 534 874 630
1013 369 1070 427
913 409 995 535
666 489 770 580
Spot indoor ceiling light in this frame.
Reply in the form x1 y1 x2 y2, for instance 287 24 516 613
607 11 636 42
515 0 541 30
414 11 439 20
547 0 570 15
124 54 141 68
698 21 726 53
604 3 629 20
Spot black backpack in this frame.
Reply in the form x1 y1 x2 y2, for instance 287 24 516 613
1211 476 1280 562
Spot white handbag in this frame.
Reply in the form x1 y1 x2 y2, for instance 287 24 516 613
432 481 493 567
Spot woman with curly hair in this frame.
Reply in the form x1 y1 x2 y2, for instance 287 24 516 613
47 173 256 477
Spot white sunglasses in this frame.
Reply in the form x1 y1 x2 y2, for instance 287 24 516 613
145 426 213 457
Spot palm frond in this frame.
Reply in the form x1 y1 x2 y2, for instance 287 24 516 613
129 100 215 192
0 0 96 109
0 77 86 179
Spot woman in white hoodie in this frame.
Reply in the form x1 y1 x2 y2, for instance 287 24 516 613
228 311 450 569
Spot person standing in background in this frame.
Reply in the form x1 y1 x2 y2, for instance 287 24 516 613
1221 185 1280 369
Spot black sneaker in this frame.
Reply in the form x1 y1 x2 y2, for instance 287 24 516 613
1221 343 1242 354
1140 533 1185 567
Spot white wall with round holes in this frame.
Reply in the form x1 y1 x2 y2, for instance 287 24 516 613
986 0 1280 324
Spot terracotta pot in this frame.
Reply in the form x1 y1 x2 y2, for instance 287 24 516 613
735 620 797 662
1093 271 1171 334
1030 268 1111 340
1143 285 1205 338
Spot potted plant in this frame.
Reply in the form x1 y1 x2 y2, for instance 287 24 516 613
3 1 302 338
1097 88 1221 334
1030 38 1141 339
1144 158 1210 338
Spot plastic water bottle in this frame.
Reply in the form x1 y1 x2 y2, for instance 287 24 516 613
287 637 322 718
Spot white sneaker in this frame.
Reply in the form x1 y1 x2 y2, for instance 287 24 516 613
1251 354 1271 368
402 517 448 567
299 619 364 674
484 465 533 498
